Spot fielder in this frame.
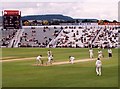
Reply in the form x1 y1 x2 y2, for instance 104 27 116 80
50 55 54 62
47 50 52 57
98 50 103 58
89 48 94 59
69 56 75 64
36 55 43 65
95 58 102 76
108 48 112 58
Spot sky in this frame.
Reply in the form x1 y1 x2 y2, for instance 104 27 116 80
0 0 119 21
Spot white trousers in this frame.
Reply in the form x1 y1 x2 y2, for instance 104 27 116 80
98 54 102 58
96 67 102 76
36 59 41 64
90 53 93 58
70 60 74 64
46 58 52 64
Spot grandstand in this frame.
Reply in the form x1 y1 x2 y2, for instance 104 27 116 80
0 27 18 47
20 26 62 47
93 26 118 48
48 26 84 48
0 25 119 48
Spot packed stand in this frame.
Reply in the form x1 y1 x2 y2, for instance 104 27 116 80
53 26 84 48
81 26 101 48
93 26 118 48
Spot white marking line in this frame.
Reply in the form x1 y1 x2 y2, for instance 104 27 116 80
0 57 47 62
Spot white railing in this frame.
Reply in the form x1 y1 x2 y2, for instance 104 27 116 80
47 29 63 48
92 28 103 45
8 29 24 48
14 29 24 47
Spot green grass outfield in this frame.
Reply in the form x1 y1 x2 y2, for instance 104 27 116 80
1 48 118 87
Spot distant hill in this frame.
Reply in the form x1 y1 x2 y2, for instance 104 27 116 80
0 14 99 23
21 14 74 21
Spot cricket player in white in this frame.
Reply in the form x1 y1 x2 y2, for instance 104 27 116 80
95 58 102 76
89 48 93 59
36 55 43 65
98 50 103 58
69 56 75 64
46 55 53 65
47 50 52 57
108 48 112 58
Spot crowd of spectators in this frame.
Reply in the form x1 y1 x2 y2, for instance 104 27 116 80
93 27 118 48
19 26 61 47
81 26 101 48
50 26 118 48
0 26 118 48
0 29 17 47
53 26 84 48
